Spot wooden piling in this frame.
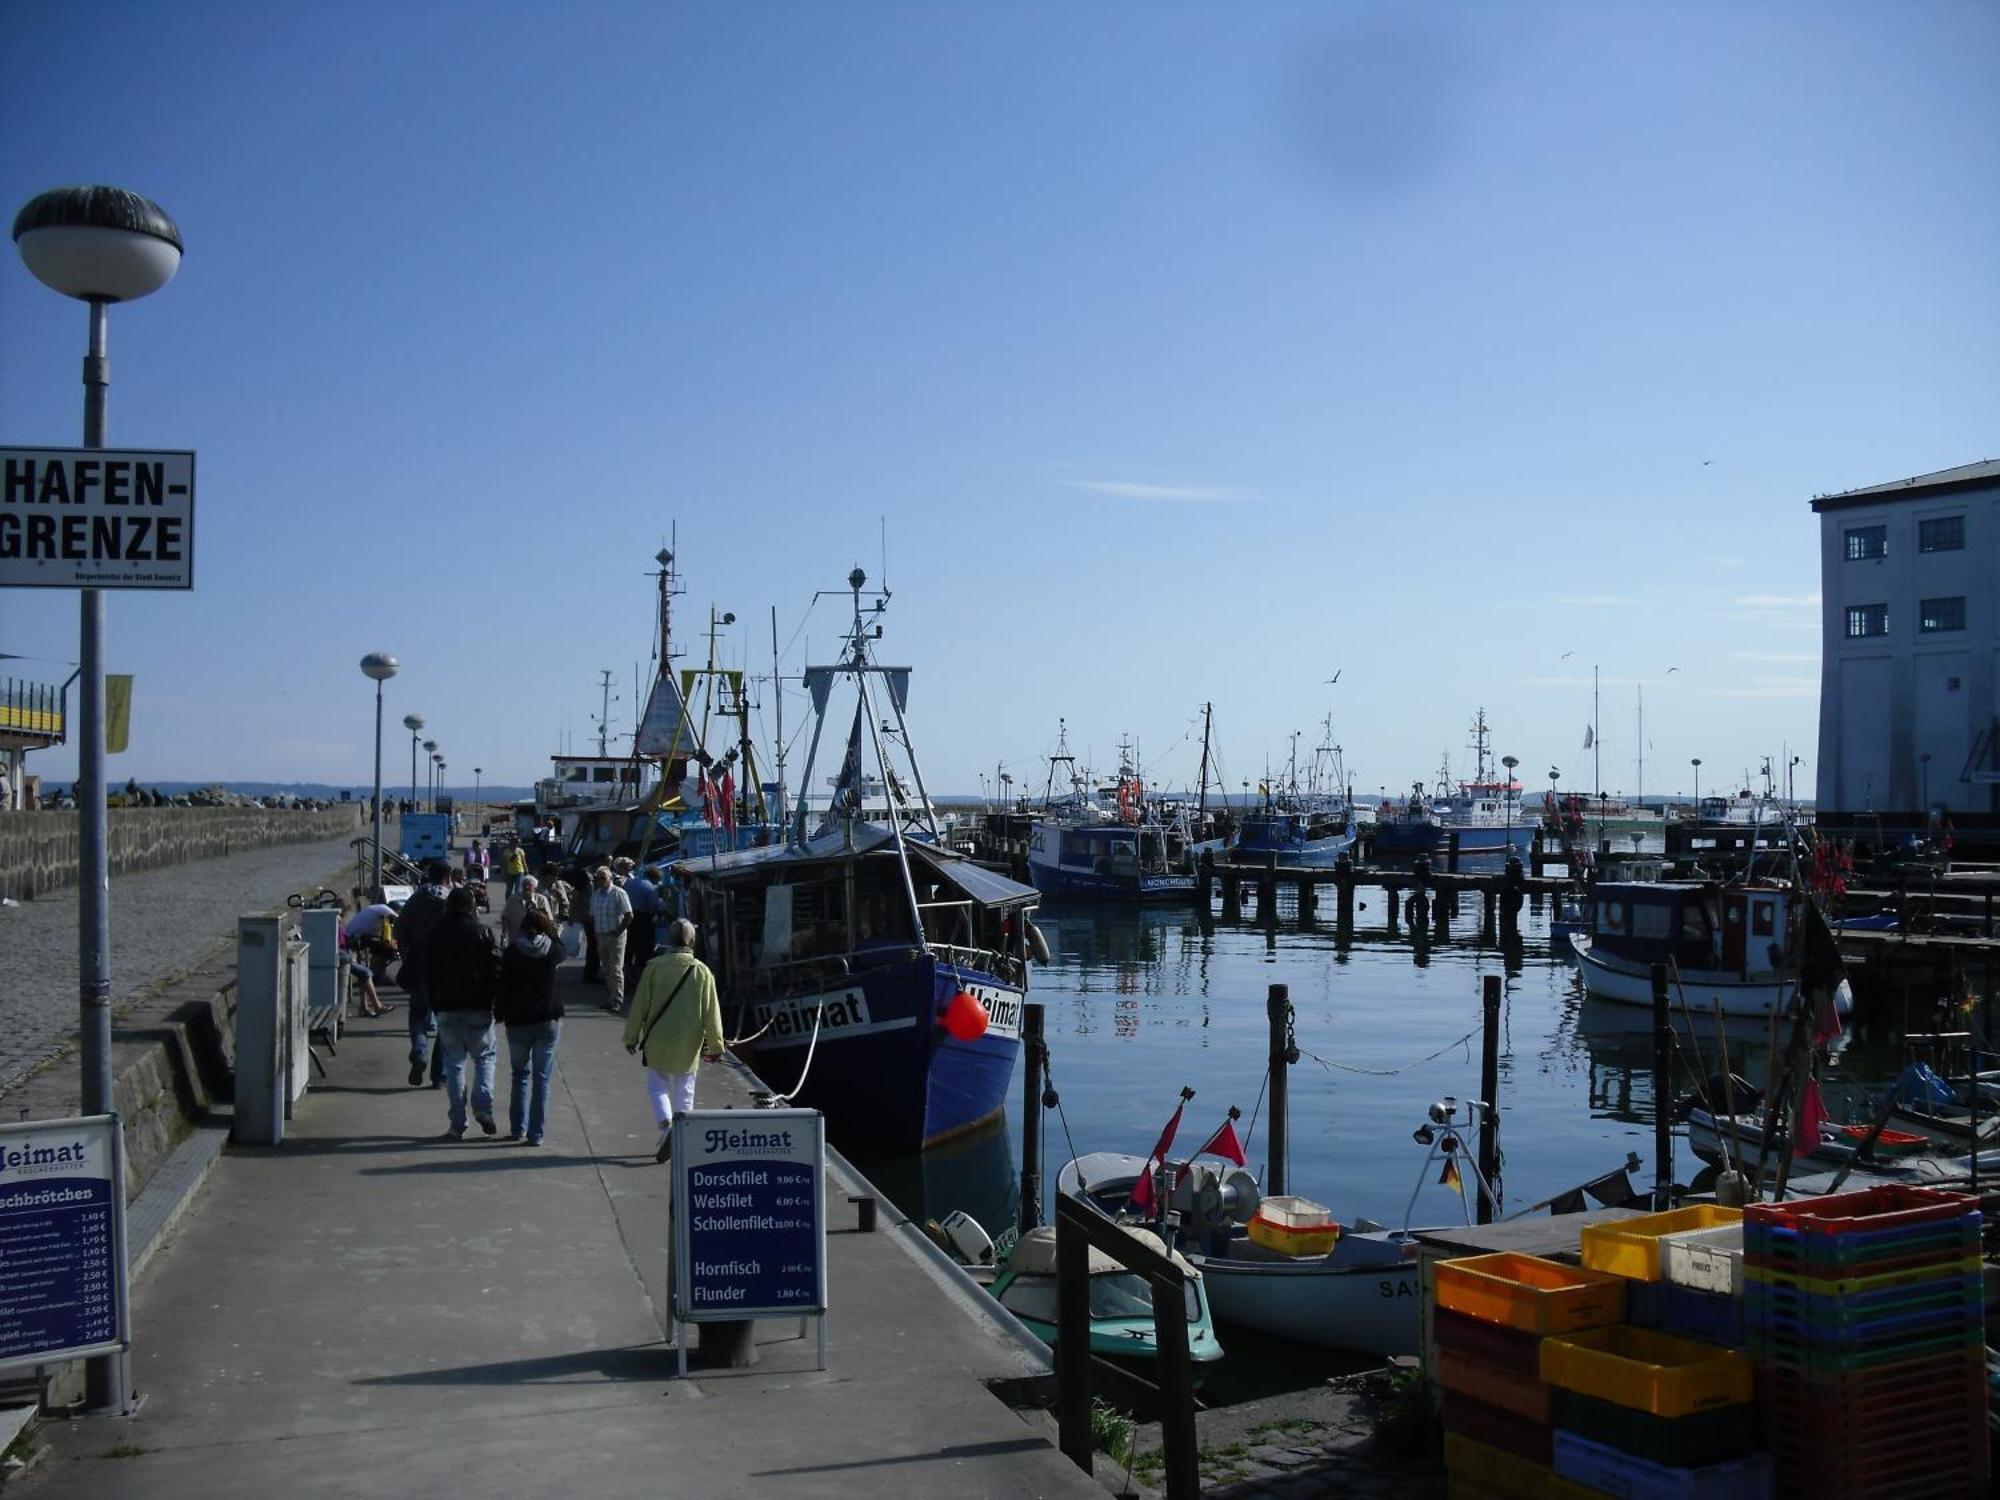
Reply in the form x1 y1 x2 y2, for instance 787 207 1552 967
1478 974 1502 1224
1019 1002 1045 1238
1267 984 1290 1196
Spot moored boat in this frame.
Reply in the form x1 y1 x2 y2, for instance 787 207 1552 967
1026 729 1197 900
674 570 1040 1152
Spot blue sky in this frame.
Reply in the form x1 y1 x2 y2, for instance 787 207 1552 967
3 1 1995 803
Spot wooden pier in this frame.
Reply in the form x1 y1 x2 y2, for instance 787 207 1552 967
1197 851 1571 936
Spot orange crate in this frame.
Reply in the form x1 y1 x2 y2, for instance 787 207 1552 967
1435 1252 1627 1336
1438 1348 1552 1423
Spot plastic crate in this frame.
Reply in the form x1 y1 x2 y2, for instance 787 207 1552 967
1745 1218 1982 1280
1552 1429 1774 1500
1743 1252 1983 1298
1435 1310 1546 1378
1248 1194 1339 1256
1540 1325 1754 1417
1661 1221 1745 1296
1444 1431 1553 1500
1767 1414 1988 1497
1549 1384 1759 1468
1760 1350 1985 1433
1743 1185 1977 1238
1582 1205 1743 1282
1437 1347 1552 1424
1745 1289 1982 1350
1657 1283 1746 1347
1747 1323 1982 1373
1443 1390 1553 1464
1436 1253 1627 1336
1746 1271 1981 1332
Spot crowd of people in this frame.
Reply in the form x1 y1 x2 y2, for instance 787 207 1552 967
342 850 722 1157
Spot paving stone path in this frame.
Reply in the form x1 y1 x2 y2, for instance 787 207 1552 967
0 834 360 1090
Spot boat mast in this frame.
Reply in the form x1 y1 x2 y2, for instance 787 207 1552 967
1636 685 1643 807
771 605 786 826
1593 664 1602 839
595 669 616 757
1197 701 1213 816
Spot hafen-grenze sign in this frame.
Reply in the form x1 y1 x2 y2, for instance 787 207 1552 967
0 447 196 589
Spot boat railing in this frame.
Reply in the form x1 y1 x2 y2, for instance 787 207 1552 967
930 942 1024 987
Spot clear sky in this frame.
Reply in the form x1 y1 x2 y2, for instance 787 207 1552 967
3 1 1995 804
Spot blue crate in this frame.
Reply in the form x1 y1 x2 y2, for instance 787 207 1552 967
1657 1284 1745 1347
1553 1429 1774 1500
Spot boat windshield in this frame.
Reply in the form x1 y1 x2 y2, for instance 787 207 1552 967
1000 1271 1200 1325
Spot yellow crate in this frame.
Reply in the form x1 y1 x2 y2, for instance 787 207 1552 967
1435 1252 1627 1336
1580 1205 1743 1282
1444 1432 1552 1500
1539 1324 1754 1417
1742 1252 1982 1298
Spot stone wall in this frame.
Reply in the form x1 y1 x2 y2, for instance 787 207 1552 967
0 805 363 900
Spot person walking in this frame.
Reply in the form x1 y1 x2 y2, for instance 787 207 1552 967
589 865 634 1015
497 908 565 1145
501 840 529 897
501 874 553 946
422 886 500 1139
619 860 660 998
623 919 724 1163
396 862 453 1088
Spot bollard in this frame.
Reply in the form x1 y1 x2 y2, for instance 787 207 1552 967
1020 1002 1045 1237
1267 985 1291 1196
1478 975 1502 1223
1335 853 1355 925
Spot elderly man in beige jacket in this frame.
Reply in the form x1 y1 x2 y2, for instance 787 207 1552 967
622 919 725 1162
500 874 553 947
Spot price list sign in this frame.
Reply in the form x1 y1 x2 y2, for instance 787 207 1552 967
0 1115 128 1369
672 1108 826 1325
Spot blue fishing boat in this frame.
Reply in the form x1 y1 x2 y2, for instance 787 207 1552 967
1370 709 1532 859
1025 729 1197 900
1226 722 1358 868
673 570 1040 1152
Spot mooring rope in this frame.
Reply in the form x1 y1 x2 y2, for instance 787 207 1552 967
1295 1021 1482 1078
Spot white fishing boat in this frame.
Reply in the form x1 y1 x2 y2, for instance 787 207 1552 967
1570 879 1852 1021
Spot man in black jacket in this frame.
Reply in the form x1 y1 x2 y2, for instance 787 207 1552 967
422 886 501 1140
396 862 454 1088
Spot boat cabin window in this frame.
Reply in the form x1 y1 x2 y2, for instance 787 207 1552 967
1085 1272 1201 1323
1060 831 1094 868
1631 903 1673 942
1751 899 1775 938
997 1275 1058 1323
1681 905 1711 943
1595 899 1627 932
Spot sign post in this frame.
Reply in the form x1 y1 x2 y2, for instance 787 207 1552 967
670 1107 827 1378
0 1115 131 1404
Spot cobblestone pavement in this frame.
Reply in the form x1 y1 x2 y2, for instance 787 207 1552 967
0 835 361 1090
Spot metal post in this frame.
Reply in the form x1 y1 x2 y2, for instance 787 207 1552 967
1478 974 1502 1224
370 681 385 891
409 731 419 810
1650 962 1673 1208
1267 983 1290 1196
1020 1002 1045 1237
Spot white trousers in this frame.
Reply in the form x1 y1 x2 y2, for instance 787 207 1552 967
646 1067 698 1129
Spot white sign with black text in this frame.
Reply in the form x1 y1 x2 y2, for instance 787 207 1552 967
0 446 196 589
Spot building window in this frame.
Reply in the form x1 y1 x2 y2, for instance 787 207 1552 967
1845 604 1888 639
1920 596 1966 633
1843 525 1887 561
1918 515 1964 552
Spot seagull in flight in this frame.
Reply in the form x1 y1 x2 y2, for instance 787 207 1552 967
1667 666 1680 674
1324 670 1341 685
1560 651 1574 660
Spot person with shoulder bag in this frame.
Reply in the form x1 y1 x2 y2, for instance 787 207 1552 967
622 918 724 1163
496 908 565 1145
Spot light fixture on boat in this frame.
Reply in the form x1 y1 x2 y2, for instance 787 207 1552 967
1412 1122 1435 1146
1427 1097 1459 1125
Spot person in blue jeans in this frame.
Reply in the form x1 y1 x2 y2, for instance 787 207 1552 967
497 907 565 1145
395 863 453 1088
421 886 500 1139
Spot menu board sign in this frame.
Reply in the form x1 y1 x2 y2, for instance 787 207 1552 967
0 1115 128 1369
672 1108 826 1321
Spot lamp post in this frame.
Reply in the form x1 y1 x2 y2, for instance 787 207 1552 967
422 740 437 809
403 714 425 810
1501 755 1519 841
13 183 183 1416
360 654 398 890
1691 758 1701 806
474 766 482 817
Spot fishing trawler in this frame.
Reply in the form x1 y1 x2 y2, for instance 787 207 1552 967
1025 729 1197 900
673 569 1041 1152
1372 710 1531 858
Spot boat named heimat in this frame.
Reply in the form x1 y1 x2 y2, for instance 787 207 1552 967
673 569 1041 1152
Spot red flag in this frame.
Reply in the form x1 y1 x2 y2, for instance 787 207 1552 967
1128 1097 1189 1213
719 771 737 832
1194 1117 1247 1167
1795 1078 1831 1158
699 774 720 828
1811 990 1844 1048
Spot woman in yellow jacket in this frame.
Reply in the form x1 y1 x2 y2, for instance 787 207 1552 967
623 918 725 1162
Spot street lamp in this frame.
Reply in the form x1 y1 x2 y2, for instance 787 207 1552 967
14 182 183 1417
1691 758 1702 807
360 653 398 890
1501 755 1519 841
422 740 437 809
474 766 482 814
403 713 425 809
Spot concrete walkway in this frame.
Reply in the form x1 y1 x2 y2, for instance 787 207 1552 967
23 938 1100 1499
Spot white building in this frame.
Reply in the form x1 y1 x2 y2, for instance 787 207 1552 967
1813 458 1999 815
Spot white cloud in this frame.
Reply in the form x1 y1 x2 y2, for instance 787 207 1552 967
1062 479 1253 502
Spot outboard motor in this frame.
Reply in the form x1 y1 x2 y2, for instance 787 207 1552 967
937 1209 996 1266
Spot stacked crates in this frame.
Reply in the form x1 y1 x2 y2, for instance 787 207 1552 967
1433 1252 1625 1498
1744 1185 1986 1500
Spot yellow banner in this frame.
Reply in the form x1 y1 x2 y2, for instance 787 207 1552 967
106 674 133 754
